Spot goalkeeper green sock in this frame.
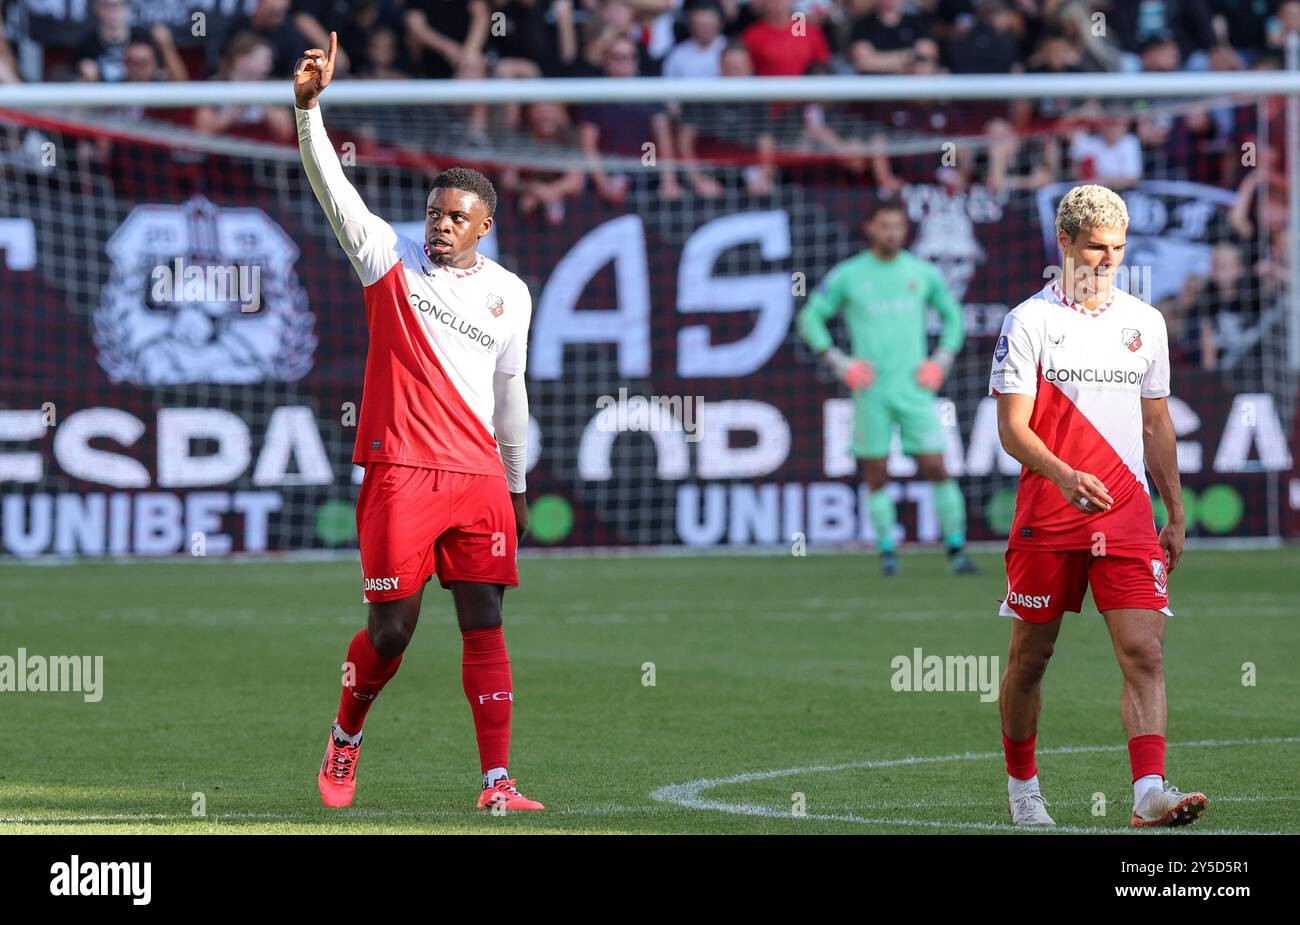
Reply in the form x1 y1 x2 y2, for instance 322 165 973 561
868 489 897 554
933 479 967 550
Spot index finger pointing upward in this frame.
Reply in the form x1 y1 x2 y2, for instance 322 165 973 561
327 31 337 66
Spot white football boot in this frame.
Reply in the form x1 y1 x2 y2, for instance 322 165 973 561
1009 791 1057 827
1131 781 1208 827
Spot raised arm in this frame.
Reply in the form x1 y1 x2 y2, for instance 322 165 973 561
294 32 398 286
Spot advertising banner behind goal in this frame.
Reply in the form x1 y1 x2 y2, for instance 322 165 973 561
0 101 1295 556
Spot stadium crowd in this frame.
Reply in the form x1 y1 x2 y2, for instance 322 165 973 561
4 0 1297 85
0 0 1289 370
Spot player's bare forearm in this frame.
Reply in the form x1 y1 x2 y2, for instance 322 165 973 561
1143 397 1186 535
997 392 1113 510
998 415 1071 487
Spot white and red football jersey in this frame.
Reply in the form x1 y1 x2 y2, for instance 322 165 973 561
297 105 532 478
354 240 531 475
989 280 1170 551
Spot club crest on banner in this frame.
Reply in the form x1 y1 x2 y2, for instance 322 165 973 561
95 196 316 385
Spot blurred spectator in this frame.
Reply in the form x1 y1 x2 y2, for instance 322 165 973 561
860 39 1005 137
1158 273 1209 367
295 1 406 77
1132 29 1184 72
1207 39 1246 72
743 0 831 76
1026 31 1085 74
292 1 354 76
194 31 295 142
944 0 1021 74
1210 0 1272 57
0 6 20 83
1197 241 1261 370
984 116 1058 194
1266 0 1300 52
1167 106 1227 186
1254 227 1289 303
1051 1 1122 71
126 26 189 83
868 130 904 195
662 0 726 78
75 0 133 83
468 56 545 142
1107 0 1215 67
632 0 686 62
404 0 490 79
1014 30 1086 125
787 59 871 173
499 102 585 224
1068 103 1142 188
576 35 684 201
583 0 654 74
849 0 936 74
357 24 411 79
800 0 851 57
217 0 313 79
488 0 578 77
676 43 777 196
1226 142 1288 270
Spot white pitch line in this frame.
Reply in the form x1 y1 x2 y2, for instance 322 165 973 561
4 795 1293 827
649 736 1300 834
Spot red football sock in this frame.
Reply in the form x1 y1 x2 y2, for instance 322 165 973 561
462 627 512 774
335 629 403 737
1002 730 1038 780
1128 734 1166 782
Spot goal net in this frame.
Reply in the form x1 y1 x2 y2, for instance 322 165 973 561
0 83 1296 556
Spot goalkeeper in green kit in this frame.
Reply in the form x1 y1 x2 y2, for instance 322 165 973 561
797 199 978 577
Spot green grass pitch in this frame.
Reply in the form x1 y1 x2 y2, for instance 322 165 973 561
2 547 1297 834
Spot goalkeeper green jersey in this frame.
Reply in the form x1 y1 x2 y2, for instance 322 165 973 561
797 249 965 380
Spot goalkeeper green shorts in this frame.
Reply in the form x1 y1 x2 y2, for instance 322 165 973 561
852 380 947 459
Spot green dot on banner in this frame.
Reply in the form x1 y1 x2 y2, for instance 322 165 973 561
1182 488 1198 530
985 489 1017 536
1198 485 1244 534
315 500 357 546
1155 489 1197 530
528 495 573 544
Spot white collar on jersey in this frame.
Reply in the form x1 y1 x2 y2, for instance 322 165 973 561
423 247 486 278
1049 280 1116 318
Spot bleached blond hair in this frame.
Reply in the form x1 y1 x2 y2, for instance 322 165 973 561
1055 184 1129 240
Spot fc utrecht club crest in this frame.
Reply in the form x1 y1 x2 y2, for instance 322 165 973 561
95 195 316 385
1151 558 1168 596
1122 327 1143 352
486 293 504 317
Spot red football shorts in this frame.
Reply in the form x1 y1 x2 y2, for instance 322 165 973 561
356 463 518 603
999 545 1172 623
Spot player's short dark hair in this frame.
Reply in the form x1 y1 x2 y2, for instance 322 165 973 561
429 167 497 217
867 197 906 221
